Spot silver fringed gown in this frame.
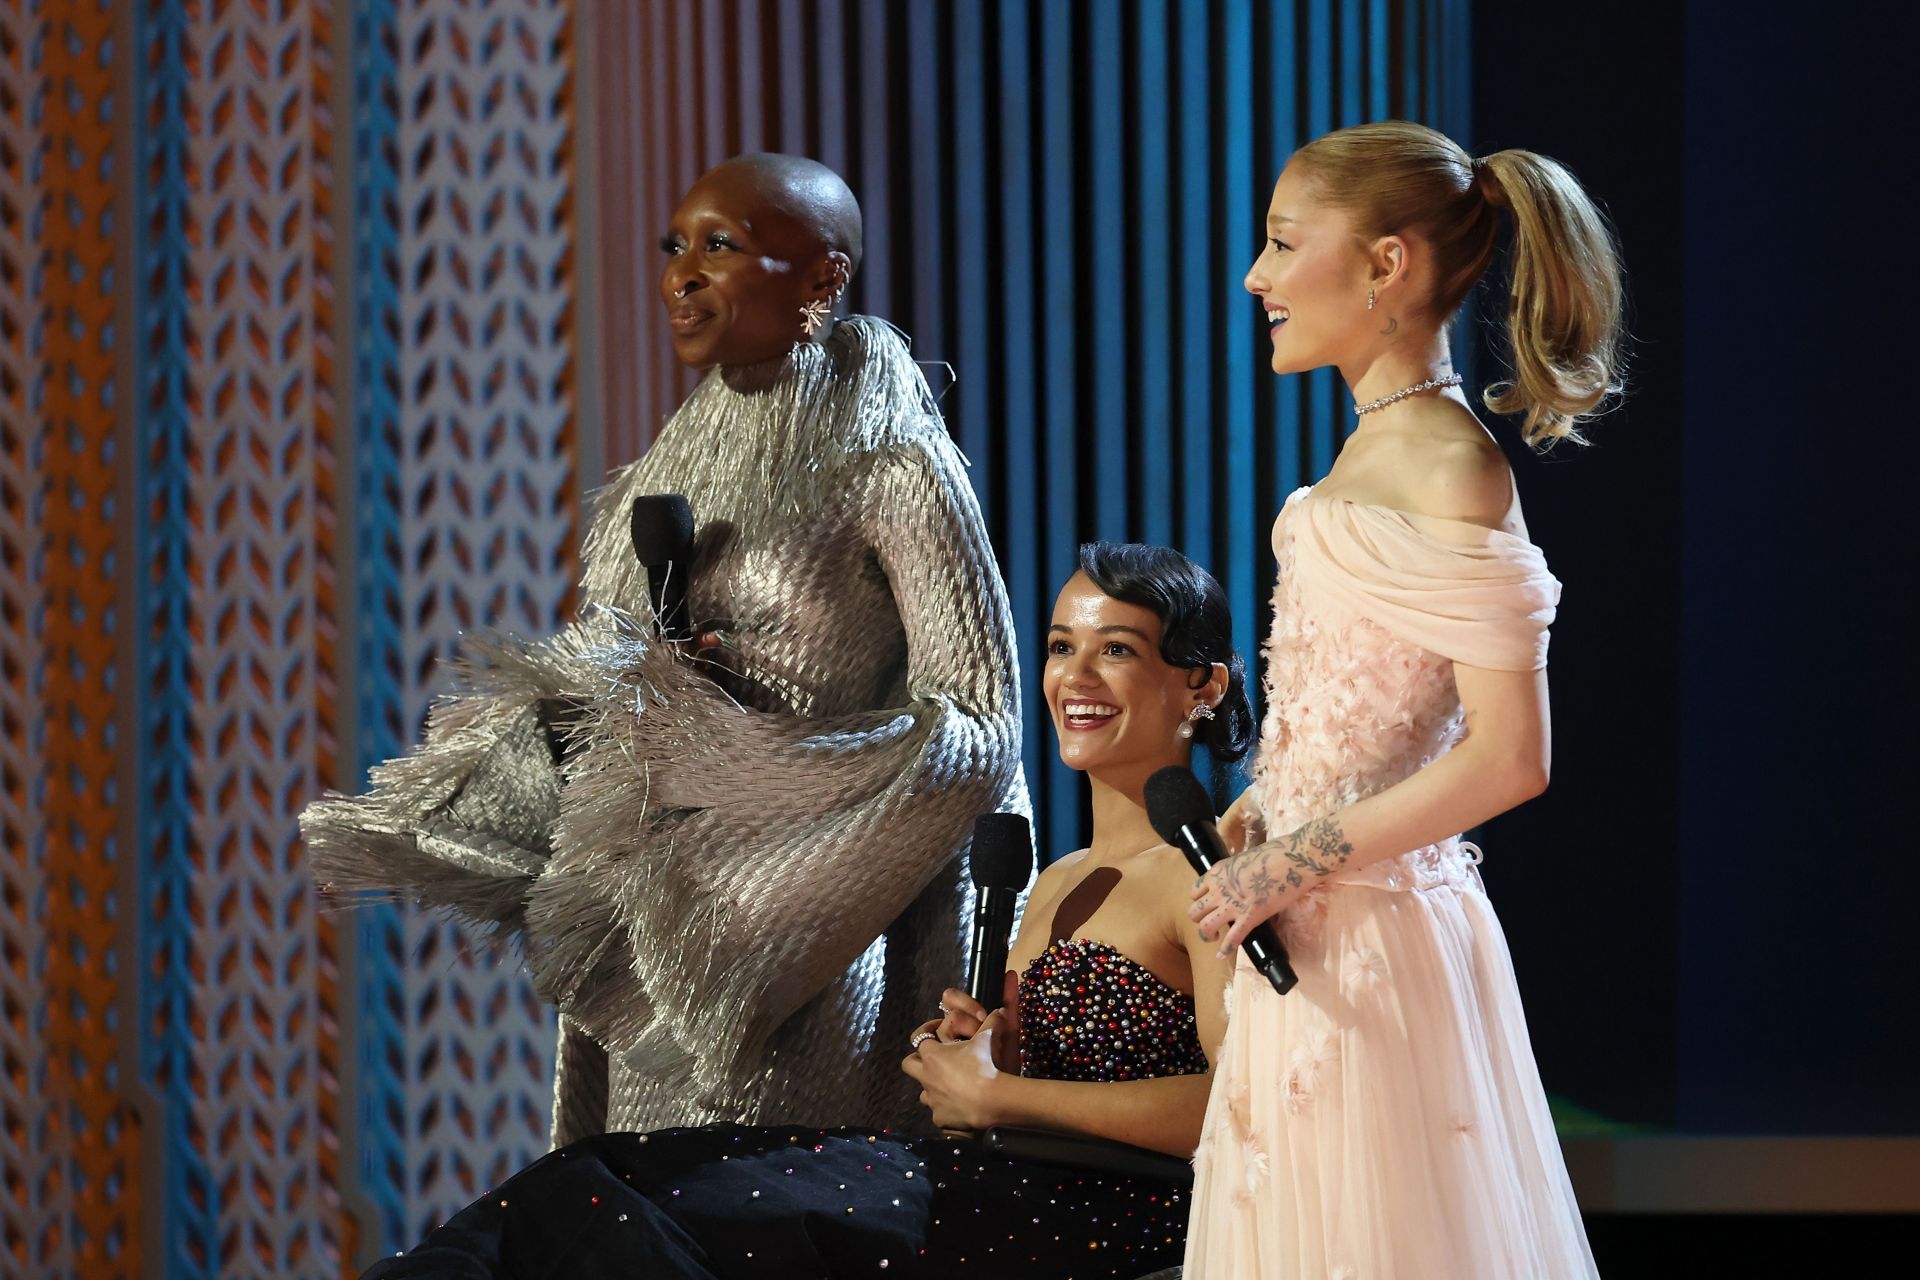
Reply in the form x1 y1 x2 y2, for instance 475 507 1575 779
301 317 1025 1143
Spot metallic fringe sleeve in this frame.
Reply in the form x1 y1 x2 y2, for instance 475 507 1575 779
297 626 602 935
523 437 1023 1109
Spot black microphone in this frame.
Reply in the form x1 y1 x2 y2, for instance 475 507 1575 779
1145 766 1299 996
966 812 1034 1011
629 494 695 643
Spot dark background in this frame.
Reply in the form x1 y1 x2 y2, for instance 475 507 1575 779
1471 0 1687 1133
1476 0 1918 1140
1473 0 1918 1267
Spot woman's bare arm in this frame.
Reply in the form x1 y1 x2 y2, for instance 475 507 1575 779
908 852 1234 1156
1195 662 1549 950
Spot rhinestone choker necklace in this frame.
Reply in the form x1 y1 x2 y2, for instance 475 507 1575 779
1354 372 1463 416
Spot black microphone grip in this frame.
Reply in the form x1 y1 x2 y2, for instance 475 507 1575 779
648 562 691 646
1176 820 1300 996
966 889 1018 1011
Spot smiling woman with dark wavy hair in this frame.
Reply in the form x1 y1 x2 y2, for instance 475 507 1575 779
301 154 1025 1148
1072 541 1257 768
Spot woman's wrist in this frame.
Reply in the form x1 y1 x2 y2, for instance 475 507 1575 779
1258 814 1356 894
979 1068 1032 1129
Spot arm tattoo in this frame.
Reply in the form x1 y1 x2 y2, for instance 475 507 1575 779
1212 816 1354 914
1270 816 1354 888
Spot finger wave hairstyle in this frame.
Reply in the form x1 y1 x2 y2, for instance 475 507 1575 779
1076 542 1256 764
1293 120 1626 446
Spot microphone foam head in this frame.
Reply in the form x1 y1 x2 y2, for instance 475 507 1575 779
1145 766 1214 845
630 494 694 566
968 813 1034 891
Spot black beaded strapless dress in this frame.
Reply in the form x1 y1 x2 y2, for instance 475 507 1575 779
365 938 1208 1280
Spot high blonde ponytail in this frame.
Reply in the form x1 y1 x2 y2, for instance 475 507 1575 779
1291 122 1625 448
1474 150 1624 446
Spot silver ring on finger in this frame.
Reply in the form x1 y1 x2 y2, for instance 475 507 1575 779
910 1030 936 1049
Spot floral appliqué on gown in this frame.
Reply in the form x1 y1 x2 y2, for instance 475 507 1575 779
1184 488 1598 1280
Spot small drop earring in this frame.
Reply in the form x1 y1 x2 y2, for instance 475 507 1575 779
1177 702 1216 740
1367 287 1376 311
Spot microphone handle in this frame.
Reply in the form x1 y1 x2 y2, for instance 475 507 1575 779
1177 822 1300 997
645 559 691 644
967 891 1017 1011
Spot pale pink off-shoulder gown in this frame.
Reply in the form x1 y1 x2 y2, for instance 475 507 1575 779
1184 487 1598 1280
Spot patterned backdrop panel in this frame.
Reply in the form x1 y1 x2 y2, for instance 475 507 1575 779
0 2 143 1277
137 0 348 1275
0 15 61 1278
590 0 1471 853
349 0 579 1257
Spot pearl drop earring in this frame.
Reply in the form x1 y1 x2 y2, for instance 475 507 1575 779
1178 702 1216 740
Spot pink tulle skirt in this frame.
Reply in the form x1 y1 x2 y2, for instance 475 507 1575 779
1184 874 1598 1279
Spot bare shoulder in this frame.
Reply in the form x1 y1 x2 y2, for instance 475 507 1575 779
1029 847 1090 895
1396 424 1516 529
1097 842 1199 906
1333 400 1519 531
1115 842 1209 950
1046 846 1092 873
1134 843 1204 913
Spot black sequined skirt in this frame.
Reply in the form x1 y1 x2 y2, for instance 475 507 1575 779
363 1123 1188 1280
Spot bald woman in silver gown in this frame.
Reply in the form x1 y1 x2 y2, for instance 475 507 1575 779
301 156 1024 1144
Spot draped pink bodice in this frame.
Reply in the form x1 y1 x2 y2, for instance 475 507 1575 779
1251 488 1561 901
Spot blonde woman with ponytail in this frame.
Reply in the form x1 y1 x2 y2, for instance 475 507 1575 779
1183 121 1617 1278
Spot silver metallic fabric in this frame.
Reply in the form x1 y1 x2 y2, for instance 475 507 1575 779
302 317 1025 1143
